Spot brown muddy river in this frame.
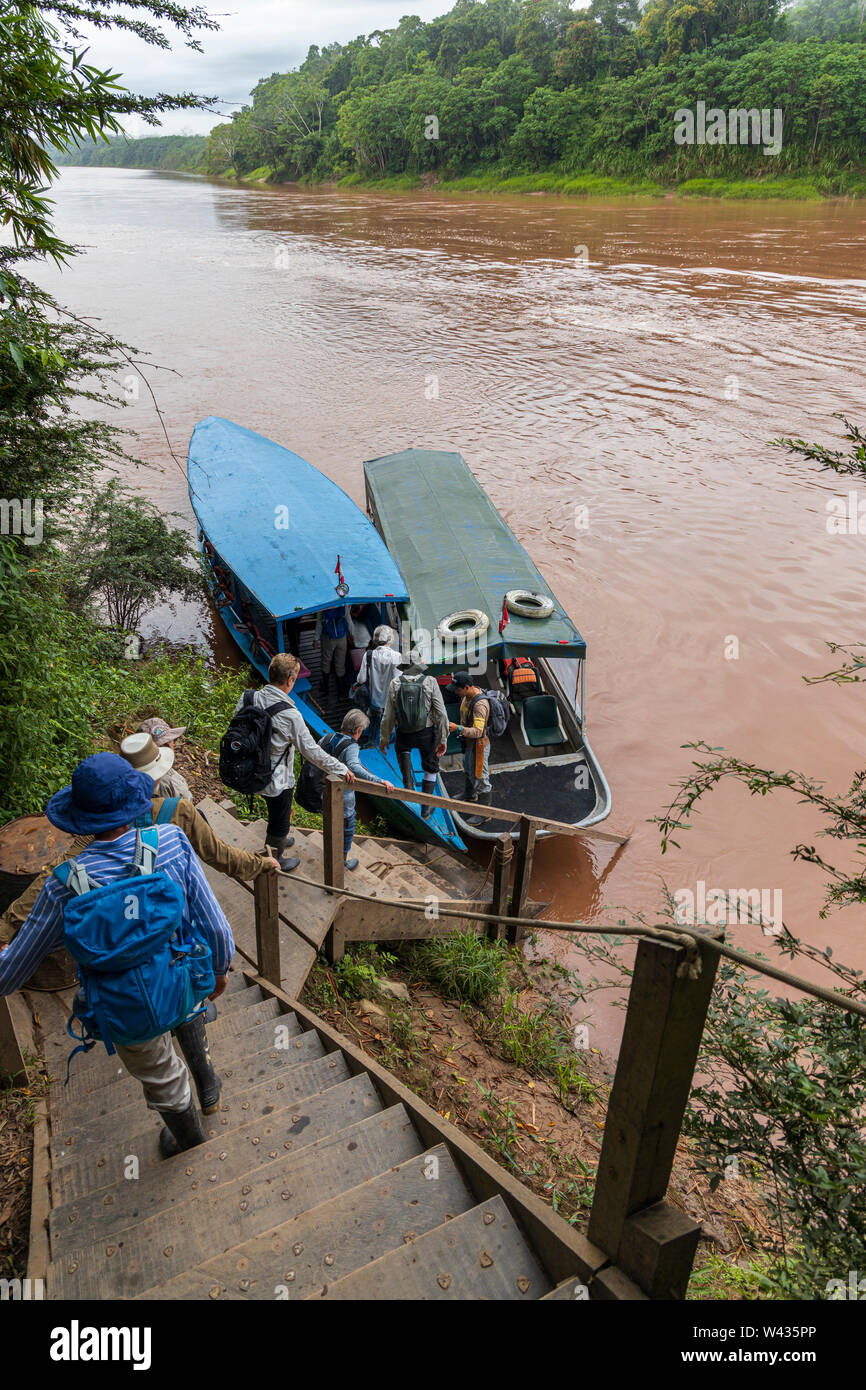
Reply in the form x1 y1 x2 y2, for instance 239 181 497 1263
38 167 866 1047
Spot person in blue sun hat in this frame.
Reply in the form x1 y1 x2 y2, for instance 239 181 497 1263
0 753 235 1158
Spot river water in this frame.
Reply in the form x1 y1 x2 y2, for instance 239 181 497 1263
37 167 866 1046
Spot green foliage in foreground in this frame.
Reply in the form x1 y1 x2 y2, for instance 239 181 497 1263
408 931 508 1004
333 943 398 1001
0 542 248 823
685 964 866 1300
63 479 203 634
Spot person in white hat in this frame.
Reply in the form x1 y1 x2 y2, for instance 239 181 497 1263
120 724 192 801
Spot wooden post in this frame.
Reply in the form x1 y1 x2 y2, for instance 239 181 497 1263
508 816 536 943
322 774 345 894
487 833 512 942
0 996 27 1086
253 870 281 987
587 932 720 1299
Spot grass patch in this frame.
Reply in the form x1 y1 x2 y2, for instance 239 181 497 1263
337 172 423 191
439 170 665 198
687 1249 781 1301
677 176 823 200
94 647 249 753
241 165 274 183
495 991 598 1105
407 931 508 1004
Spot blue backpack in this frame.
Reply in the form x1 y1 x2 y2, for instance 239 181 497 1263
135 797 180 828
321 608 349 640
53 827 215 1074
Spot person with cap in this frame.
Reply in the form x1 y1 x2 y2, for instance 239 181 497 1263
356 624 402 749
0 754 235 1158
234 651 354 872
121 718 191 801
449 672 492 824
379 660 448 819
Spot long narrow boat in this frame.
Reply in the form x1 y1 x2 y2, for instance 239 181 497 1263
364 448 611 841
188 417 466 851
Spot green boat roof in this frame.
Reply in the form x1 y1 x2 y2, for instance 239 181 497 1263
364 449 586 668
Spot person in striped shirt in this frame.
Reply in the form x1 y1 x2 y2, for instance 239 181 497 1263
0 754 235 1157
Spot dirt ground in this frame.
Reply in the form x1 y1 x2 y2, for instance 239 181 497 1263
0 1075 48 1280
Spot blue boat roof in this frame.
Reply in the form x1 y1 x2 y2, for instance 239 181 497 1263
188 418 408 619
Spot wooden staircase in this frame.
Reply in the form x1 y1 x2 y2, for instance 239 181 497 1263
38 970 603 1300
196 799 499 991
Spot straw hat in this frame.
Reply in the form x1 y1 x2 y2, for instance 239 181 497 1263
120 731 175 781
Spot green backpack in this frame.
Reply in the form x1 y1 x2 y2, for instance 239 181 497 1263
394 675 428 732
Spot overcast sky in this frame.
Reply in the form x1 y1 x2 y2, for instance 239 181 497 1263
80 2 450 136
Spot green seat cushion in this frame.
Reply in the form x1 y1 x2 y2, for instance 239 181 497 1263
522 695 565 748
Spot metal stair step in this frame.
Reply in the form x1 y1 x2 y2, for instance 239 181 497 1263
51 1042 349 1203
49 1104 422 1299
49 1073 383 1256
139 1143 474 1301
50 1010 302 1118
311 1195 551 1300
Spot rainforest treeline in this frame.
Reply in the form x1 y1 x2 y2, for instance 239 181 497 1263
57 0 866 188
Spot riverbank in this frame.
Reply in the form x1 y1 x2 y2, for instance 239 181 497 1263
56 154 866 202
207 164 866 201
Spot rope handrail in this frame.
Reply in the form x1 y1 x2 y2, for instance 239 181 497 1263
278 867 866 1022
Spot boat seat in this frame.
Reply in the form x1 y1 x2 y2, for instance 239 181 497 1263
519 694 567 749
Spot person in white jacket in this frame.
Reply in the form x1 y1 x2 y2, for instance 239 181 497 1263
234 652 354 872
357 625 402 747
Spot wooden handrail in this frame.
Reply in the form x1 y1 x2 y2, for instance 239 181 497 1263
349 776 630 844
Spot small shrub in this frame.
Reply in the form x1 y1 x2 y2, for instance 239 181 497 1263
496 992 597 1102
334 944 396 1001
409 931 507 1004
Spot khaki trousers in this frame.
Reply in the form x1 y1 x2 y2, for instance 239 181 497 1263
115 1033 192 1113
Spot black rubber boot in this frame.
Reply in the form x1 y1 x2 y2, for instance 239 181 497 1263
158 1098 206 1158
421 779 437 820
465 791 492 827
397 752 415 791
267 834 300 874
173 1011 222 1114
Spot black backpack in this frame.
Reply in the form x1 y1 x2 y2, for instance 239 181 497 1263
295 733 352 814
468 689 510 738
394 675 428 732
219 690 293 794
